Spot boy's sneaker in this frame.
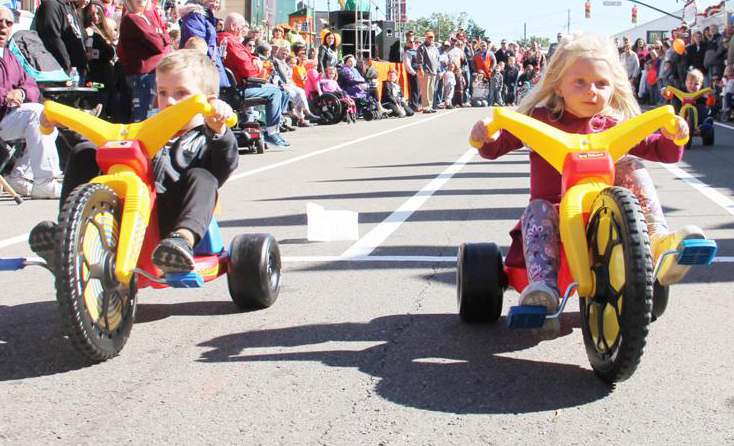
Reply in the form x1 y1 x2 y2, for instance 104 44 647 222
518 282 561 340
31 177 61 199
6 175 32 196
264 133 291 148
651 225 706 286
29 220 59 273
152 232 195 274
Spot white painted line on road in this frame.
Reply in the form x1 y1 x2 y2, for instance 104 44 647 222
714 122 734 131
0 111 458 252
225 110 458 183
0 234 28 249
338 148 476 259
281 255 734 263
660 164 734 218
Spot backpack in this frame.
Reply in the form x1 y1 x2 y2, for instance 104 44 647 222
8 30 69 82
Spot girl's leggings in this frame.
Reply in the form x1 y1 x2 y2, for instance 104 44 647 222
521 156 668 292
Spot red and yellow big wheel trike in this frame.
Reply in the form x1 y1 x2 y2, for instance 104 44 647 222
662 86 716 149
0 96 282 362
459 106 717 383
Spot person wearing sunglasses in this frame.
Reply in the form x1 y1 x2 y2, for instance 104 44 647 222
0 6 62 199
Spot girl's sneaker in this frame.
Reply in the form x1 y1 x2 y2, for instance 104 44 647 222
518 282 561 340
650 225 706 286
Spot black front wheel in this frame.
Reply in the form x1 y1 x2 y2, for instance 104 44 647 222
582 187 653 383
56 183 137 362
685 111 695 150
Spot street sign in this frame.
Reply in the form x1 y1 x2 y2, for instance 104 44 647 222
604 1 622 5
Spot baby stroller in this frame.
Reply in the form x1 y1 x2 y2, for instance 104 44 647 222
220 69 268 154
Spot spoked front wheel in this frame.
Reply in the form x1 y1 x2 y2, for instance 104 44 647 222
56 183 137 362
582 187 653 383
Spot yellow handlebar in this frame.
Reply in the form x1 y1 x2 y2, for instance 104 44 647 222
469 106 688 172
663 86 713 101
40 95 238 158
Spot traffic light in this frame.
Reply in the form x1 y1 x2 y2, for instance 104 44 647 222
585 1 591 19
632 5 638 23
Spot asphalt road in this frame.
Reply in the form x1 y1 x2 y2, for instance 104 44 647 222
1 108 733 445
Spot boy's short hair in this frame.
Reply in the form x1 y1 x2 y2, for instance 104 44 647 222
157 49 219 96
184 37 208 55
687 68 704 83
387 68 398 76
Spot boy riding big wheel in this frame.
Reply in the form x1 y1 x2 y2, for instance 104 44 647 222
31 50 238 277
469 33 706 340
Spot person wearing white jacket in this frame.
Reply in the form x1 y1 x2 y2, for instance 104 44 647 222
620 43 640 89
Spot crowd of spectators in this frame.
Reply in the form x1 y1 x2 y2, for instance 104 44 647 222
3 0 734 201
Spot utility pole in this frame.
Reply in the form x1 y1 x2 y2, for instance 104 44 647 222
567 9 570 34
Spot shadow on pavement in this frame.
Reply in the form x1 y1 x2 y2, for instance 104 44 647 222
196 313 612 414
359 159 530 169
134 300 245 324
0 301 92 380
258 188 530 202
219 207 526 228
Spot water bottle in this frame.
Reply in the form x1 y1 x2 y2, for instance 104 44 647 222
70 67 79 88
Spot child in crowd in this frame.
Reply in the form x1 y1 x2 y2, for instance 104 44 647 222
381 68 414 117
442 63 457 109
453 61 466 107
721 65 734 121
488 61 504 106
29 50 239 275
470 71 490 107
504 56 519 106
470 33 697 338
184 36 208 54
659 60 676 90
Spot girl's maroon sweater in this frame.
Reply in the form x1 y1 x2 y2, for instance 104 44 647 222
477 106 684 266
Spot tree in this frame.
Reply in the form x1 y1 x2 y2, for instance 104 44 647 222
466 19 486 41
405 12 469 42
517 35 551 49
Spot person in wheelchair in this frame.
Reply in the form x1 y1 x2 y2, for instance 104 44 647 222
217 13 290 148
313 65 356 124
0 6 62 199
30 50 238 275
470 33 699 337
339 55 382 119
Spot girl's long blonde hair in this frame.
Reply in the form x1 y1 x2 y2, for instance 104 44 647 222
517 32 641 122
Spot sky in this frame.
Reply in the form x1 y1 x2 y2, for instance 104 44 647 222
310 0 726 41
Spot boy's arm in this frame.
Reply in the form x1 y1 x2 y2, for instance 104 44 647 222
205 127 239 187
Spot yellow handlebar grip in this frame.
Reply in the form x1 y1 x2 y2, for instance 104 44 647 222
224 113 238 128
674 135 689 146
469 137 483 149
39 125 54 135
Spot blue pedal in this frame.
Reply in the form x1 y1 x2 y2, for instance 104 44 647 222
678 239 717 266
0 257 25 271
165 272 204 288
507 305 547 329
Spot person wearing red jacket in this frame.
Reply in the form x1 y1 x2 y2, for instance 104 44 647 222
118 0 171 122
217 12 290 148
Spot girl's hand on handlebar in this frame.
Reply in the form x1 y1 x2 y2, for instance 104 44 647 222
205 96 233 136
470 115 498 146
660 115 688 143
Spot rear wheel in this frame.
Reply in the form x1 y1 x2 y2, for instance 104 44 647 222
56 183 137 362
457 242 507 323
582 187 653 383
701 123 714 146
651 280 669 322
228 234 281 309
255 137 265 154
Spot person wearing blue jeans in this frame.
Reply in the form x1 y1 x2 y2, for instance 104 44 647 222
217 13 290 147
